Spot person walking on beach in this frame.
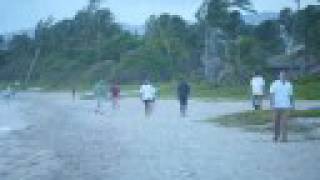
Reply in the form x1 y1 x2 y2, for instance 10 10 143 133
177 80 191 117
250 71 265 110
72 87 76 102
270 70 294 142
139 80 156 117
3 85 12 105
94 80 107 114
110 81 121 110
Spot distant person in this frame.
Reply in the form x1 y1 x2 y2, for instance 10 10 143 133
270 70 294 142
93 80 107 114
4 85 12 105
177 80 191 117
250 72 265 110
110 81 121 109
13 80 20 95
72 87 76 102
139 80 156 117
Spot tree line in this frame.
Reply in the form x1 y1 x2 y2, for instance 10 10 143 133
0 0 319 88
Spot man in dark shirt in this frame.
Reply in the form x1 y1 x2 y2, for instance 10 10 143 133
177 80 191 117
72 87 76 102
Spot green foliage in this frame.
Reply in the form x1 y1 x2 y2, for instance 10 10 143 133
254 20 283 54
213 110 272 127
279 8 294 34
151 82 249 99
240 36 262 67
198 0 252 28
206 0 230 28
0 0 319 92
191 83 248 99
295 75 320 100
113 13 201 82
211 110 320 127
303 6 320 61
116 46 171 81
285 5 320 62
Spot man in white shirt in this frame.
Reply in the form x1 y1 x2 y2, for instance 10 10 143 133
139 80 156 116
250 72 265 110
270 70 294 142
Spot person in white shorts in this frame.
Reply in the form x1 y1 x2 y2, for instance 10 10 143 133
270 70 294 142
250 71 265 110
139 80 156 117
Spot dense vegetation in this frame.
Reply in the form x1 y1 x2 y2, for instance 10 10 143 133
0 0 319 88
210 110 320 132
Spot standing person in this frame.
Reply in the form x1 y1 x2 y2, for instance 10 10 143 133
177 80 191 117
270 70 294 142
250 71 265 110
139 80 156 117
4 85 12 105
110 81 121 110
93 80 107 114
72 87 76 102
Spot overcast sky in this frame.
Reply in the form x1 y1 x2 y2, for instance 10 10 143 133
0 0 319 34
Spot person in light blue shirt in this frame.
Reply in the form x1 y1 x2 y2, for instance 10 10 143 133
93 80 107 114
270 70 294 142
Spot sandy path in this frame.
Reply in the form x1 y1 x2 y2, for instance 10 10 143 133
0 93 319 180
105 98 320 180
0 93 120 180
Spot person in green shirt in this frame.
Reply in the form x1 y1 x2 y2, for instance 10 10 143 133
94 80 107 114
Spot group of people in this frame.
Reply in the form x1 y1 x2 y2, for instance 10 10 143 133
93 80 121 114
251 70 294 142
138 79 191 117
88 70 293 142
138 70 294 142
89 79 191 117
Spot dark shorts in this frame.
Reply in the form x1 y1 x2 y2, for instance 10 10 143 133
179 97 188 106
252 95 263 106
143 100 153 105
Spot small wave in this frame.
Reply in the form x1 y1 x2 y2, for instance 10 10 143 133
0 126 12 131
0 126 13 135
